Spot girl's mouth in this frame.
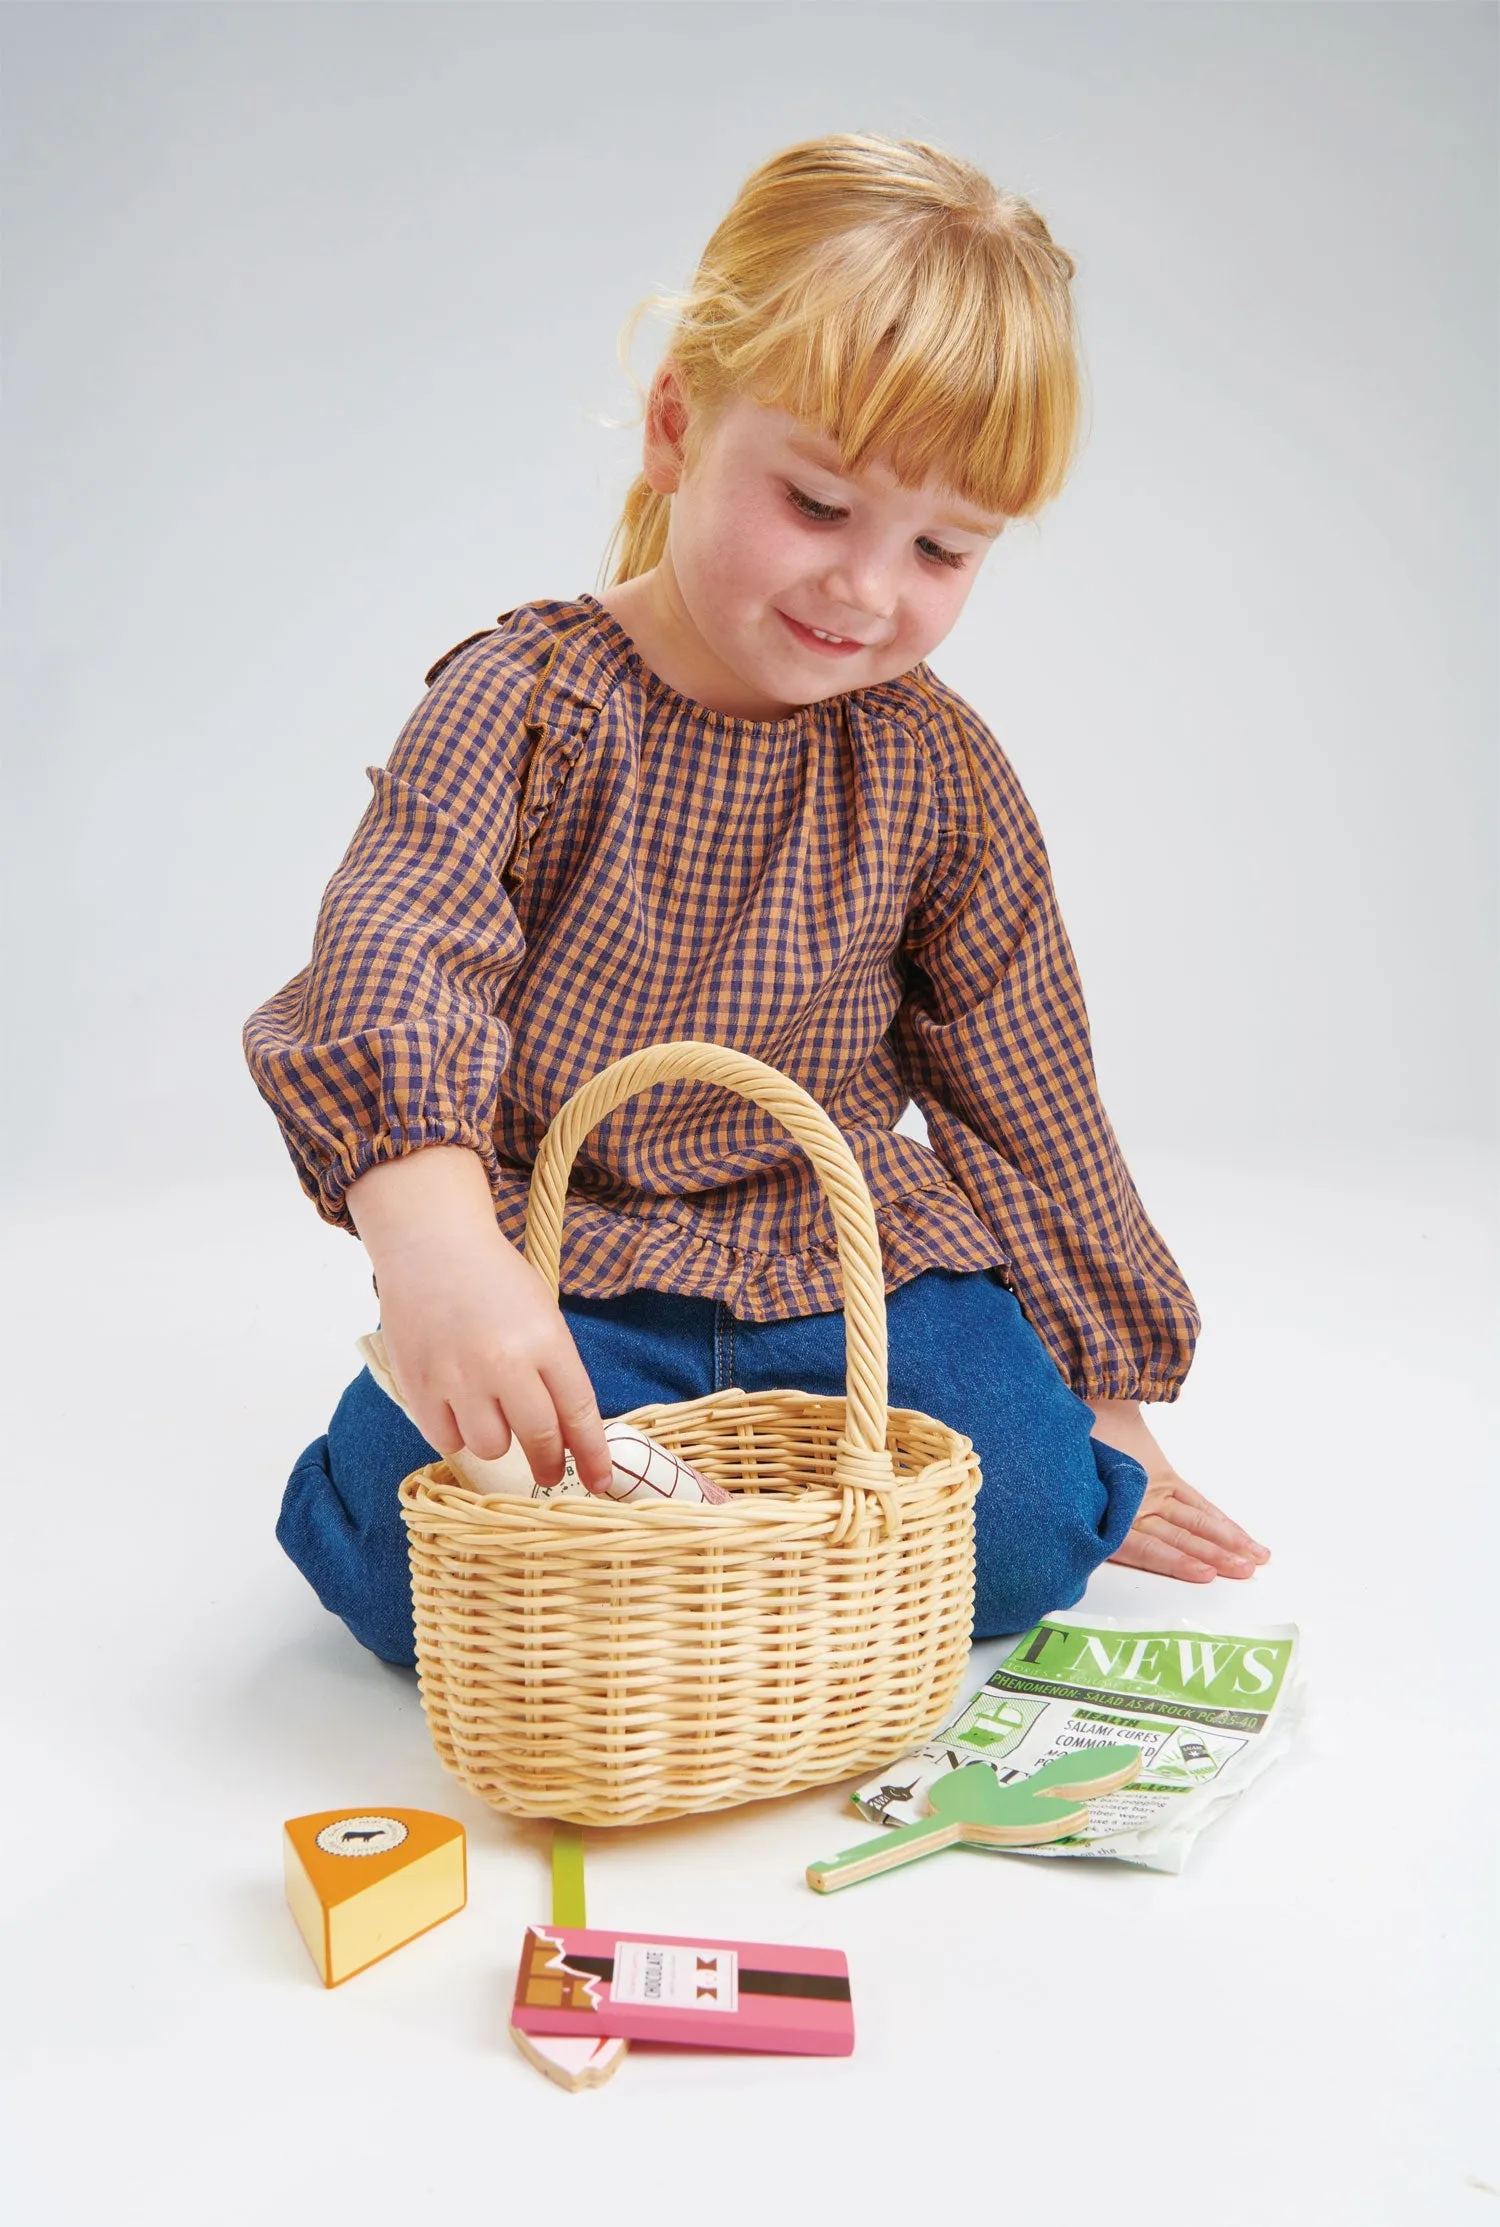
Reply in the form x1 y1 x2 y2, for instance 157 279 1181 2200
778 611 867 657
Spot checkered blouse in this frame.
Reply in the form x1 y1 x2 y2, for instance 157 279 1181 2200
242 594 1199 1401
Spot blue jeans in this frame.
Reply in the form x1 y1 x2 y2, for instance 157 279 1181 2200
278 1268 1147 1666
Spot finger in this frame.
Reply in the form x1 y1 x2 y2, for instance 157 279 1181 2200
1167 1496 1270 1564
1108 1530 1217 1582
1136 1512 1258 1578
540 1351 614 1495
450 1397 514 1464
1159 1477 1270 1558
413 1399 464 1460
471 1381 568 1490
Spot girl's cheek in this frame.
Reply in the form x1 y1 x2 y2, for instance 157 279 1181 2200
919 574 974 638
896 596 959 668
748 509 809 575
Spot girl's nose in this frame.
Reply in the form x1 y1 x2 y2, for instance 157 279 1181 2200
818 556 895 630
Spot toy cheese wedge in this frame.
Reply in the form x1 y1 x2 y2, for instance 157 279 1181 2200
284 1809 466 1986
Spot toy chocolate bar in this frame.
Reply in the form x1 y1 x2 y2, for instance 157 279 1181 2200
509 1925 854 2055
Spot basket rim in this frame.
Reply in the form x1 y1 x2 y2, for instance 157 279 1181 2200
400 1456 977 1520
398 1395 979 1537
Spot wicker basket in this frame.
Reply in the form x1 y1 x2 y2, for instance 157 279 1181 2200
399 1040 982 1827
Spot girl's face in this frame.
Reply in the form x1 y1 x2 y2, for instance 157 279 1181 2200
626 368 1007 721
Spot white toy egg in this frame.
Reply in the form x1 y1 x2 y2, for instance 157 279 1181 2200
599 1424 731 1504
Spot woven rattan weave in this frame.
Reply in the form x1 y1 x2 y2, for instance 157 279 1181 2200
399 1041 982 1827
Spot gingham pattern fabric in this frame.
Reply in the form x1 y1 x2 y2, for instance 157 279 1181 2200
243 595 1199 1401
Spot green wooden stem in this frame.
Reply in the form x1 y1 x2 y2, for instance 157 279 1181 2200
808 1814 956 1887
551 1822 587 1929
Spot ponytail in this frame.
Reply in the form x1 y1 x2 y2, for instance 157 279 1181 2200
599 471 671 588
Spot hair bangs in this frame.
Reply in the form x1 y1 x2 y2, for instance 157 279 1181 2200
730 220 1073 520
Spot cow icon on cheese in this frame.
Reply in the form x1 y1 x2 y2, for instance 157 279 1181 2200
284 1807 466 1987
315 1814 408 1858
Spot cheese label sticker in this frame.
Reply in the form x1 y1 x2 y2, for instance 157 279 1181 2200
609 1942 739 2013
314 1816 409 1858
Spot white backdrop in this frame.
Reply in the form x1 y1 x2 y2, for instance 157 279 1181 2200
3 1 1494 1204
5 14 1497 2225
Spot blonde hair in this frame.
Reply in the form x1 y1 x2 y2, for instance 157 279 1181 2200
599 133 1083 588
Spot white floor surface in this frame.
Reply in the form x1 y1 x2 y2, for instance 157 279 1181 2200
3 1145 1495 2226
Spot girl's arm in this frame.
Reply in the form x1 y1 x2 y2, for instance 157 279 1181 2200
347 1145 614 1495
892 680 1272 1578
243 632 540 1236
244 628 614 1492
892 681 1199 1406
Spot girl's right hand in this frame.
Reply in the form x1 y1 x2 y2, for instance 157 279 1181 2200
346 1147 615 1495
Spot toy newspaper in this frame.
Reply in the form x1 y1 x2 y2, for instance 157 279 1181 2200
852 1614 1301 1874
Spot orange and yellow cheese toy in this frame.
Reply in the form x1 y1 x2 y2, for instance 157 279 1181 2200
283 1809 466 1986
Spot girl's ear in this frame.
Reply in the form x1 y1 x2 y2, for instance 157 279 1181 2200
642 359 692 495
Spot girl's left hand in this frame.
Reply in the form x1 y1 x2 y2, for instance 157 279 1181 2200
1109 1471 1270 1583
1086 1400 1270 1584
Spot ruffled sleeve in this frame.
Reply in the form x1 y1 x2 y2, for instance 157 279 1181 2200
891 676 1201 1403
242 621 583 1234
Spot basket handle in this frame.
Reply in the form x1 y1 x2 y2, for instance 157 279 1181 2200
522 1040 898 1498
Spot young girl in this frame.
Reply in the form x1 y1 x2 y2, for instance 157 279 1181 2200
244 133 1268 1669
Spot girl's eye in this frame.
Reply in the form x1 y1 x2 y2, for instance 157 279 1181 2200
786 485 843 523
785 486 969 570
